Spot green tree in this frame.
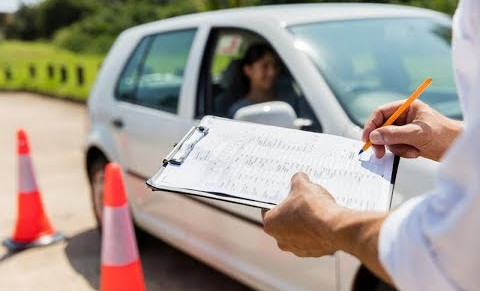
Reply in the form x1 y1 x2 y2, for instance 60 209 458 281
53 1 198 54
194 0 260 10
6 0 459 54
393 0 458 14
5 4 40 40
37 0 98 38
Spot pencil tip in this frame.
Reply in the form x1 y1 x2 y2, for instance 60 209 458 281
358 149 364 155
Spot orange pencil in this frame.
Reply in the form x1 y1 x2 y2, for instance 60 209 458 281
358 77 433 155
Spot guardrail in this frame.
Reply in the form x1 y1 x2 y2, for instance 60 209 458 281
0 62 101 101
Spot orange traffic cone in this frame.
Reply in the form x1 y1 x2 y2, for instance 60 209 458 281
3 129 64 251
100 163 145 291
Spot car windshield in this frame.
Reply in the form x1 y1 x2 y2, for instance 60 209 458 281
289 18 461 126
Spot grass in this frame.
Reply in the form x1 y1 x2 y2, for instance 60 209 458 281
0 41 104 101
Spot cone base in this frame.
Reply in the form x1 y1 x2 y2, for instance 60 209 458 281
3 232 64 252
101 260 145 291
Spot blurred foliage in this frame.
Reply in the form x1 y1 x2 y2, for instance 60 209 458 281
0 0 458 100
393 0 458 14
6 0 97 39
5 5 40 40
38 0 97 38
53 1 198 54
5 0 459 54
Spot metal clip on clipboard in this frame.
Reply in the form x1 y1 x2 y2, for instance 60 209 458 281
162 126 209 167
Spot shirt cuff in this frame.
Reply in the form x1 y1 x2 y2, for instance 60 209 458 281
378 195 456 291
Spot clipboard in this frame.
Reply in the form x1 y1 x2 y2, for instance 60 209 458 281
147 116 400 210
162 125 209 167
148 170 277 209
147 123 277 209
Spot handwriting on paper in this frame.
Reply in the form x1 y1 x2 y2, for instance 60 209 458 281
156 117 395 211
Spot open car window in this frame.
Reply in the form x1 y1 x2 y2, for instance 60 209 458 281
197 28 322 132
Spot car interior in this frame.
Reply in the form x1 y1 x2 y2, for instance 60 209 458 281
198 29 322 132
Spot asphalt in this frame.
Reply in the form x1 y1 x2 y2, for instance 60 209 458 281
0 92 251 291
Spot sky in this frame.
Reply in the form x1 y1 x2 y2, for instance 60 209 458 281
0 0 44 13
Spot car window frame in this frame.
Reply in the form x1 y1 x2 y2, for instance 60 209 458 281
195 28 218 119
196 27 263 119
196 26 323 132
114 27 198 114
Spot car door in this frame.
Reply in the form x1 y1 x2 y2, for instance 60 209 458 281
113 28 198 205
192 26 339 290
195 26 323 222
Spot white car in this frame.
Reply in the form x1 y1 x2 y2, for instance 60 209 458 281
85 4 460 291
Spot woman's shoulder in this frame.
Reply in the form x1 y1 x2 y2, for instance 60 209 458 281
227 98 254 118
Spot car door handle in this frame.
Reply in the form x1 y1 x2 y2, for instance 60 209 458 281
111 118 124 129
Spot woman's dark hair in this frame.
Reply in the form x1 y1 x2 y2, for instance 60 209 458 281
241 43 277 67
228 43 278 96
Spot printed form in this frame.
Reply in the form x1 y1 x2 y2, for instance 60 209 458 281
151 116 396 211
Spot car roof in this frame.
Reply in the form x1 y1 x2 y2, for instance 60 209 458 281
127 3 450 34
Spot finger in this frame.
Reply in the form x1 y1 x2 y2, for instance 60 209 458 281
293 251 310 258
387 144 420 159
262 206 276 230
370 123 424 147
362 101 405 141
372 144 386 158
277 242 289 252
262 214 273 234
362 109 384 142
290 172 310 190
261 209 268 220
291 172 309 182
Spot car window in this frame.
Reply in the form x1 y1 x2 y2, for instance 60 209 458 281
289 18 460 126
211 34 244 84
116 29 196 113
197 28 322 132
116 37 150 102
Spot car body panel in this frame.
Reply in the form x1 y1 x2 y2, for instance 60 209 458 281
86 4 452 290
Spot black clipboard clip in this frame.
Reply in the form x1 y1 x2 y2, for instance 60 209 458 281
163 125 209 167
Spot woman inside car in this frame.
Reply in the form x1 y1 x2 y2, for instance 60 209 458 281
227 43 281 118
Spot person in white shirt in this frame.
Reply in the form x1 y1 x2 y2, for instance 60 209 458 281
262 0 479 289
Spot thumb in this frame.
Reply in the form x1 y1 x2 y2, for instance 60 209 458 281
290 172 310 192
291 172 310 184
370 124 424 147
387 144 421 159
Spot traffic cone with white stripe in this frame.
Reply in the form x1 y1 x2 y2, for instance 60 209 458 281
3 129 64 251
100 163 145 291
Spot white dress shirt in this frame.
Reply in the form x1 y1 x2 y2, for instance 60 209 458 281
379 0 480 290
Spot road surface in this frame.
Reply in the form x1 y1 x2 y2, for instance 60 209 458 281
0 92 251 291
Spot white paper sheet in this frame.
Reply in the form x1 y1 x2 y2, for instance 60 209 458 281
152 116 395 211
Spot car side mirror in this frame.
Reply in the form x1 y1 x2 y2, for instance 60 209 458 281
233 101 312 129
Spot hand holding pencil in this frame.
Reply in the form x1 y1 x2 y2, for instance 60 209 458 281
359 77 432 155
361 78 461 161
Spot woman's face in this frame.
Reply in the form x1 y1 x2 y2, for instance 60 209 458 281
243 52 279 92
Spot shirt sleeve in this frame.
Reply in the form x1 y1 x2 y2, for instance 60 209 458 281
378 1 480 289
379 192 459 290
379 126 480 290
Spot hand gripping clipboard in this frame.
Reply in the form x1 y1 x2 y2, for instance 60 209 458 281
146 124 277 209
